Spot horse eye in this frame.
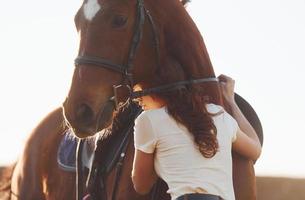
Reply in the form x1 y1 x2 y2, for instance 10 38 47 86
112 15 128 28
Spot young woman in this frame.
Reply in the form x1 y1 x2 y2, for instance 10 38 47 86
131 73 261 200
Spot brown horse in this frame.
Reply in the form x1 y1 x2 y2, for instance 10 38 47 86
10 0 263 199
63 0 262 199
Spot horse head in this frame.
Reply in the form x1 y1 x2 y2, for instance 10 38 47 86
63 0 220 138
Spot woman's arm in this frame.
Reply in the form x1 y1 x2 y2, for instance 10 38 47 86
229 102 262 160
218 74 262 161
132 150 158 195
132 113 158 194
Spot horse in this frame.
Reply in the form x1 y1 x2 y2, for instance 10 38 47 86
63 0 263 199
9 0 263 199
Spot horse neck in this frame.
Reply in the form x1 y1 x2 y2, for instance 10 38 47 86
155 0 223 105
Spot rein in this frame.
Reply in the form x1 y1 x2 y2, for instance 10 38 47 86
76 106 143 200
131 77 219 99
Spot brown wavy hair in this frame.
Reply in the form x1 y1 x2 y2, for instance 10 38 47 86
140 58 219 158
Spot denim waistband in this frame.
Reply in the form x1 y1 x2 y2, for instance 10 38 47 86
176 193 221 200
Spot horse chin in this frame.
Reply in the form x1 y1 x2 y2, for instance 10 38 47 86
62 99 116 138
71 127 97 139
72 112 114 138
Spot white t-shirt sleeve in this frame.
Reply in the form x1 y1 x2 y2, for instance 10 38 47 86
224 111 239 142
133 112 157 153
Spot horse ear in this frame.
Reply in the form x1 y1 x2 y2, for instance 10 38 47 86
181 0 191 6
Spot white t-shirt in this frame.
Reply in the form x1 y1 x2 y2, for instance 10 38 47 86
133 104 238 200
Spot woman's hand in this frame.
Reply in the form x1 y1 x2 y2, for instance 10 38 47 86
218 74 236 105
218 74 262 160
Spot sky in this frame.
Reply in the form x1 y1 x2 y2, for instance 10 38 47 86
1 0 305 178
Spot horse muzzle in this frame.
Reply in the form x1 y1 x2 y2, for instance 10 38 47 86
62 98 115 138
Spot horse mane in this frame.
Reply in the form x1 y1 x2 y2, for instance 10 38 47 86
157 0 222 104
98 102 140 141
161 1 214 78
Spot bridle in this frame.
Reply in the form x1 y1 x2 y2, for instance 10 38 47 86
74 0 218 200
75 0 147 86
74 0 218 110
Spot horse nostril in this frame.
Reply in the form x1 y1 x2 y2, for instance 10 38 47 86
76 103 94 125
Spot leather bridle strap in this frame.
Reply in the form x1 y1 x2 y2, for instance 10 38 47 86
75 56 126 74
76 139 85 200
132 77 219 99
125 0 145 82
74 0 146 88
110 125 134 200
145 9 160 67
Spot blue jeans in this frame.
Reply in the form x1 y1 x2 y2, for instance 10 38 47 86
176 193 221 200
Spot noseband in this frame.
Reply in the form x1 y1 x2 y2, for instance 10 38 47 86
74 0 218 110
